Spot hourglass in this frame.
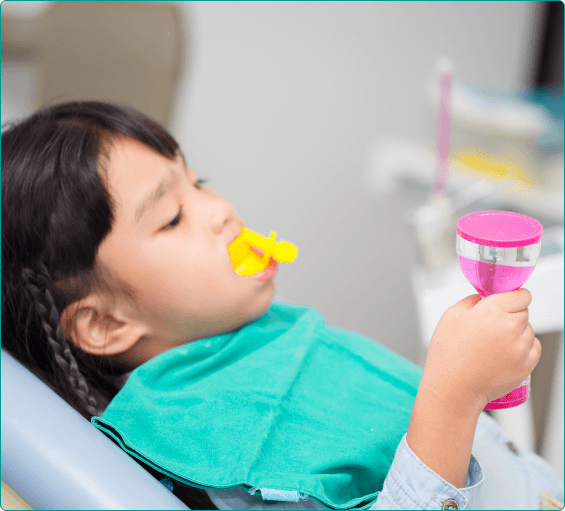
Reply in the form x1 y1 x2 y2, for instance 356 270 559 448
456 210 543 409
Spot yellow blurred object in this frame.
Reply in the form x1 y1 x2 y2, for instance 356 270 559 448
228 228 298 276
452 149 538 185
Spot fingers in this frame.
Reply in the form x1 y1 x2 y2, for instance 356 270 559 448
512 308 529 331
520 321 535 341
521 323 541 362
527 336 542 372
492 288 532 313
449 293 481 315
517 323 541 376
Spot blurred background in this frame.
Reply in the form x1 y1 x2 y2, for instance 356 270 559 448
2 0 563 495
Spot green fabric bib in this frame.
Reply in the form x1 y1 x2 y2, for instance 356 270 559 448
92 303 423 510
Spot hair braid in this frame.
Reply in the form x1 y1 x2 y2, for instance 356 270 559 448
22 264 100 417
3 101 220 508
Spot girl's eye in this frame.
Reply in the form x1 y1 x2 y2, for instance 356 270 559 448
164 207 183 230
162 179 207 231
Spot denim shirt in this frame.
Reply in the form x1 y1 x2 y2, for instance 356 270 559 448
205 411 564 510
370 433 483 510
372 410 563 510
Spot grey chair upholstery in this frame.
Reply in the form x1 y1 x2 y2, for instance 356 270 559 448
1 347 190 510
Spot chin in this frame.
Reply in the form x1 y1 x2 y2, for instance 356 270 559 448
229 282 275 330
252 281 276 318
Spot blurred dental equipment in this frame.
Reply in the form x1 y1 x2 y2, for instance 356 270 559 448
433 57 453 199
406 178 516 280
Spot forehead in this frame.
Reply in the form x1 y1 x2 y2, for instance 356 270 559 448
102 137 184 205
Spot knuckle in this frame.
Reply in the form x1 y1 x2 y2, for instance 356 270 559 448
531 339 542 368
518 310 529 327
505 314 518 331
517 338 530 357
522 323 535 341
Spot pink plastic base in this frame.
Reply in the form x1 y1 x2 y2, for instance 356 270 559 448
484 376 531 409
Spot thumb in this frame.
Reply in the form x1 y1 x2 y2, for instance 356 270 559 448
451 293 482 313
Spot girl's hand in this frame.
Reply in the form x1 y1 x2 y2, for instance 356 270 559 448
421 288 541 412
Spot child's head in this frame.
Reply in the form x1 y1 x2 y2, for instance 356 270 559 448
2 101 275 418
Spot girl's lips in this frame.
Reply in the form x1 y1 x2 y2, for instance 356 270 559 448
229 245 278 279
248 245 278 279
252 257 278 280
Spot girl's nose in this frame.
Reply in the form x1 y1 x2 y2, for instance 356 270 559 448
207 193 237 235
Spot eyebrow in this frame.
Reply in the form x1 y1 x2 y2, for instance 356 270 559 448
134 169 181 224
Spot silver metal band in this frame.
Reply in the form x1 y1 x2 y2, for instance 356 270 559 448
456 234 541 267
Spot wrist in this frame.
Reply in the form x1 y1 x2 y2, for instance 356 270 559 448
411 375 484 433
419 370 487 415
407 377 482 489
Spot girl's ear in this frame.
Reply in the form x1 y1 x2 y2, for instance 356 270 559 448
60 293 148 356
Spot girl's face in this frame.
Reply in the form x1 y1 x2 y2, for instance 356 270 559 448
95 137 275 365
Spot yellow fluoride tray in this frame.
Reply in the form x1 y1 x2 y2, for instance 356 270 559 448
228 228 298 276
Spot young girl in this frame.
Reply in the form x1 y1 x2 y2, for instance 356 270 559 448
2 101 563 510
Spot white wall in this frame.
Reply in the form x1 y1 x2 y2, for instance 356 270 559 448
1 0 539 362
170 1 536 362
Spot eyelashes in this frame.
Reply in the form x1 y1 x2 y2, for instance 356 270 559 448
163 178 208 230
166 208 183 229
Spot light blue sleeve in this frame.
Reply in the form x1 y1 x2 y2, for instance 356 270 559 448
369 434 484 510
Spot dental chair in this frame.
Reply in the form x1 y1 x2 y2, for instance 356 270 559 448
1 346 190 510
1 288 288 510
1 3 188 504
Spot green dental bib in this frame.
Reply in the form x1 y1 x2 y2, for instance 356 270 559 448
92 303 422 510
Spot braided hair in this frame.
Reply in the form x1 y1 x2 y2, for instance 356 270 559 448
2 101 219 510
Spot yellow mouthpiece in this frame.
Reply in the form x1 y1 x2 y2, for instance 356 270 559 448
228 227 298 276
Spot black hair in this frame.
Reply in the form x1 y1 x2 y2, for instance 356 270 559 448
1 101 218 510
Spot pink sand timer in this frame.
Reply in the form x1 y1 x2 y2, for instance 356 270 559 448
456 210 543 409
